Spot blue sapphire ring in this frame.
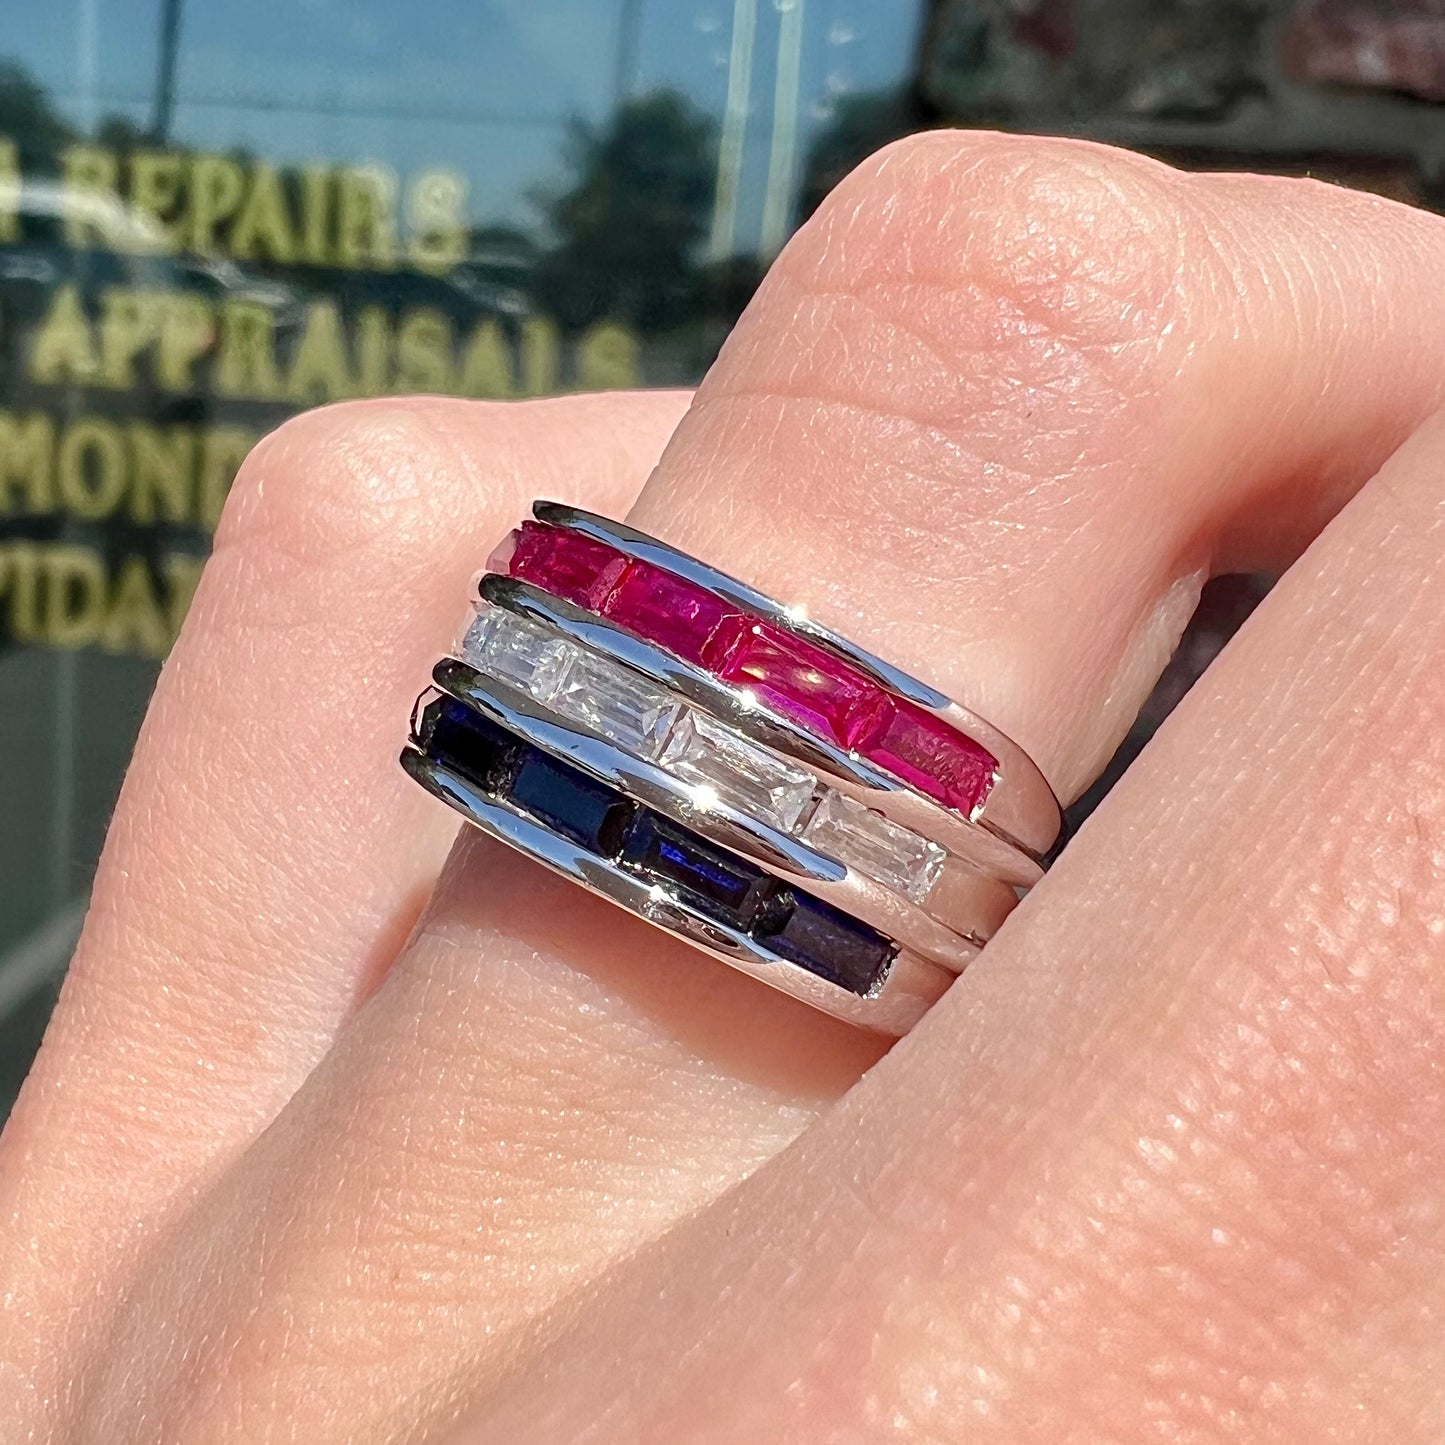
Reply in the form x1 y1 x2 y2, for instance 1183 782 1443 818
400 503 1060 1033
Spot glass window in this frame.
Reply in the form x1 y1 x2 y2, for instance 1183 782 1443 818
9 0 1438 1109
0 0 931 1108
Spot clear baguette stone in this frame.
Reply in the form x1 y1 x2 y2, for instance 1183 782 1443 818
553 650 682 757
802 789 946 903
659 710 816 832
474 611 575 702
458 606 497 664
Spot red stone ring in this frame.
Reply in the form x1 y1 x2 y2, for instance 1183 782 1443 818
487 502 1062 884
400 501 1061 1033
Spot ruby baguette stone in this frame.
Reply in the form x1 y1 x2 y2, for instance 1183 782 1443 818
710 616 887 746
606 560 736 667
853 700 997 817
507 521 629 611
496 521 999 817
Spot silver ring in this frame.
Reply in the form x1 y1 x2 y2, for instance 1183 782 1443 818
401 501 1063 1034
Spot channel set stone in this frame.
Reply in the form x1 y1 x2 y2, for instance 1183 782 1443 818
458 607 498 667
753 890 894 995
711 617 886 746
508 520 628 610
606 559 738 667
658 710 816 833
852 699 997 816
552 648 682 758
801 788 946 904
472 610 576 703
619 811 777 928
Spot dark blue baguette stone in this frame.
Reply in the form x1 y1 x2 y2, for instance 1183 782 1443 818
754 892 894 996
418 697 894 996
420 697 522 792
424 697 633 853
619 812 778 929
507 748 635 853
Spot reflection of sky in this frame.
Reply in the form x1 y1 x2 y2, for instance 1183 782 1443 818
8 0 926 247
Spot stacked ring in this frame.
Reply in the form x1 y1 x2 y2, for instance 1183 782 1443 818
401 502 1063 1034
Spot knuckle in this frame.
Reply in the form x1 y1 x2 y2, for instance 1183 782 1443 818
712 132 1209 517
778 130 1195 369
705 132 1207 555
212 395 489 573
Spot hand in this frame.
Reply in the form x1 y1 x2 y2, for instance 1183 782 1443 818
6 132 1445 1443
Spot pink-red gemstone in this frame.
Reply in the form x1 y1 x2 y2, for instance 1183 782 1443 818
485 528 519 576
603 560 740 666
506 521 629 611
855 698 997 816
711 617 887 748
499 523 998 820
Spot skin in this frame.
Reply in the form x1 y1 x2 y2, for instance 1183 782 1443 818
3 130 1445 1441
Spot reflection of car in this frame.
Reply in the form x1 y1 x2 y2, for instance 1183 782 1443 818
0 180 302 405
445 265 529 317
313 264 503 326
447 227 540 317
175 254 305 332
304 225 541 328
0 181 175 307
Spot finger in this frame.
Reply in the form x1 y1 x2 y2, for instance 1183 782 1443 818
452 414 1445 1442
0 392 688 1386
628 140 1445 796
74 136 1445 1444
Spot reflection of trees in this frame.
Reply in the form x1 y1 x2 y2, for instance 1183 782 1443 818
0 60 73 172
96 115 147 154
532 90 716 334
0 61 185 178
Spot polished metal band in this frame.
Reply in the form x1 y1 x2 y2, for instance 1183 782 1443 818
400 500 1063 1034
402 711 960 1035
